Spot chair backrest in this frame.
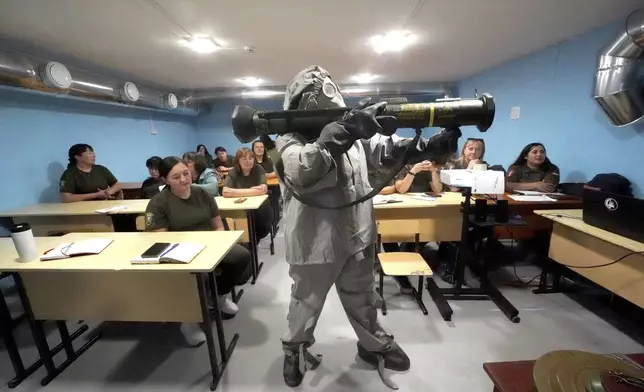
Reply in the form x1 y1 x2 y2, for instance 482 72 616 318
135 215 145 231
225 217 235 231
377 220 420 243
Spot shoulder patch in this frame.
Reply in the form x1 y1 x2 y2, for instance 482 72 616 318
145 212 154 227
507 170 514 177
60 180 66 188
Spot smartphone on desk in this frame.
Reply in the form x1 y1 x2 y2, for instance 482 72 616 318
141 242 171 258
234 197 247 204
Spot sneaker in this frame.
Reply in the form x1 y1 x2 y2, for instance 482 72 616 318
393 276 413 294
218 295 239 316
179 323 206 346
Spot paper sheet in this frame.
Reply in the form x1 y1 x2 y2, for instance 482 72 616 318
373 195 401 205
95 205 128 214
508 195 556 202
410 194 436 202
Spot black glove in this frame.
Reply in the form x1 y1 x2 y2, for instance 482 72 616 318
315 98 397 157
393 127 463 165
340 98 397 139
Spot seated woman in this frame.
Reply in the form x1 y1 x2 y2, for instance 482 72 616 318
141 156 165 199
506 142 560 193
252 140 277 179
183 152 220 197
59 144 122 202
213 147 234 174
145 157 252 345
222 148 273 242
196 144 214 167
395 160 442 194
443 138 487 191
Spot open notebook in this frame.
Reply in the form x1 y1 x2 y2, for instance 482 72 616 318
41 238 113 261
131 243 206 265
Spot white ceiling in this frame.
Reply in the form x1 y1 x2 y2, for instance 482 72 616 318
0 0 641 90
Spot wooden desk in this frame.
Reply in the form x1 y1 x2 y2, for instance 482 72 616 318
535 209 644 308
483 354 644 392
475 193 582 239
216 195 269 284
120 182 142 200
0 231 242 389
267 177 279 187
0 200 149 236
374 192 465 242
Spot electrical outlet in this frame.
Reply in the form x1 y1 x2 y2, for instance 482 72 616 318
510 106 520 120
150 128 157 135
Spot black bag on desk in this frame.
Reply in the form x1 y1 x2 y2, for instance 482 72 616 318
557 173 633 198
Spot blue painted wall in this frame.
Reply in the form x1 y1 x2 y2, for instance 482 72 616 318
458 23 644 197
0 88 197 210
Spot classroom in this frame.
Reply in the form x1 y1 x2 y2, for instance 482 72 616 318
1 1 643 391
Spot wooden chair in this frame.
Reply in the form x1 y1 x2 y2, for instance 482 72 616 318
376 220 432 315
135 215 145 231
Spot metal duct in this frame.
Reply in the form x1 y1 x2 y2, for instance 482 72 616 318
0 50 198 115
184 81 456 103
593 9 644 126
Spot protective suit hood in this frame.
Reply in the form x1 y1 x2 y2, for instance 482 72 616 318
283 65 345 110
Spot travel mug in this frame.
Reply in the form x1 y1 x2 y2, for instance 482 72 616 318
10 223 37 262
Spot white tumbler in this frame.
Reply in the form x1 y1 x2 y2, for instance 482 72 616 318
10 223 37 262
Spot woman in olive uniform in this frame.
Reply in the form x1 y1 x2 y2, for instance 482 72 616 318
395 160 442 194
506 142 560 193
59 144 122 202
145 156 252 345
222 148 274 242
251 140 277 179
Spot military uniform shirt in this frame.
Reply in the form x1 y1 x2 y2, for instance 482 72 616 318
213 156 234 169
257 158 275 174
145 185 219 231
59 165 118 199
396 165 434 193
224 165 267 189
507 164 560 185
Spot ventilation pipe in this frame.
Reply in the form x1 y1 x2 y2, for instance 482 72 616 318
183 81 457 103
593 9 644 126
0 50 197 115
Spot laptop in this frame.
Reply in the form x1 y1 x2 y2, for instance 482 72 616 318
583 189 644 243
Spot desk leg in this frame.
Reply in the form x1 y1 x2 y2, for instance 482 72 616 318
246 211 263 284
13 274 100 386
198 273 240 391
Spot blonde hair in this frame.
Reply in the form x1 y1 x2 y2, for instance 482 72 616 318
455 138 485 167
233 147 255 172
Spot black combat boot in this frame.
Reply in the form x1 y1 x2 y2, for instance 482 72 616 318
283 344 322 387
357 341 410 371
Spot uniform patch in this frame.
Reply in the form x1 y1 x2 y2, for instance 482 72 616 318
145 212 154 227
59 180 66 188
507 171 514 177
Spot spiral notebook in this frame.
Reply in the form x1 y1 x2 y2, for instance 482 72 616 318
41 238 113 261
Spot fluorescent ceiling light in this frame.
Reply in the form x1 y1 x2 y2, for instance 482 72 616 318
342 87 371 95
237 77 263 87
241 90 282 98
352 73 378 84
182 37 220 53
370 31 416 54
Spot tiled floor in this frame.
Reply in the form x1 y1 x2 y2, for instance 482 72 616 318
1 232 642 392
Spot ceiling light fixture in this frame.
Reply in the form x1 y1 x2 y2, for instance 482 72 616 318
352 73 378 84
370 31 416 54
241 90 282 98
237 77 263 87
181 37 221 54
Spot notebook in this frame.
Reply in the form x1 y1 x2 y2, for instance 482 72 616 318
373 195 402 205
41 238 113 261
95 205 128 214
131 243 206 264
508 194 556 202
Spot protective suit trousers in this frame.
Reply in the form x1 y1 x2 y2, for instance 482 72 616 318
281 245 392 352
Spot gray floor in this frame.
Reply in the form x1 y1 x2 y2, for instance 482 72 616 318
1 232 642 392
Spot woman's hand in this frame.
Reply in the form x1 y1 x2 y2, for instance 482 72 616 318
410 161 436 174
534 182 555 193
467 159 481 170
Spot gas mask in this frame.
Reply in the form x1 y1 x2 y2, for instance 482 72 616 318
283 65 346 110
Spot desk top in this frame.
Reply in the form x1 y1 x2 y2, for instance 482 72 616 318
474 193 582 208
535 209 644 252
215 195 268 210
374 192 465 210
0 195 269 218
0 200 150 217
0 231 243 273
267 177 279 187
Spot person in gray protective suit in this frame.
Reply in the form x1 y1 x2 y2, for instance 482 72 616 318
276 65 461 389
